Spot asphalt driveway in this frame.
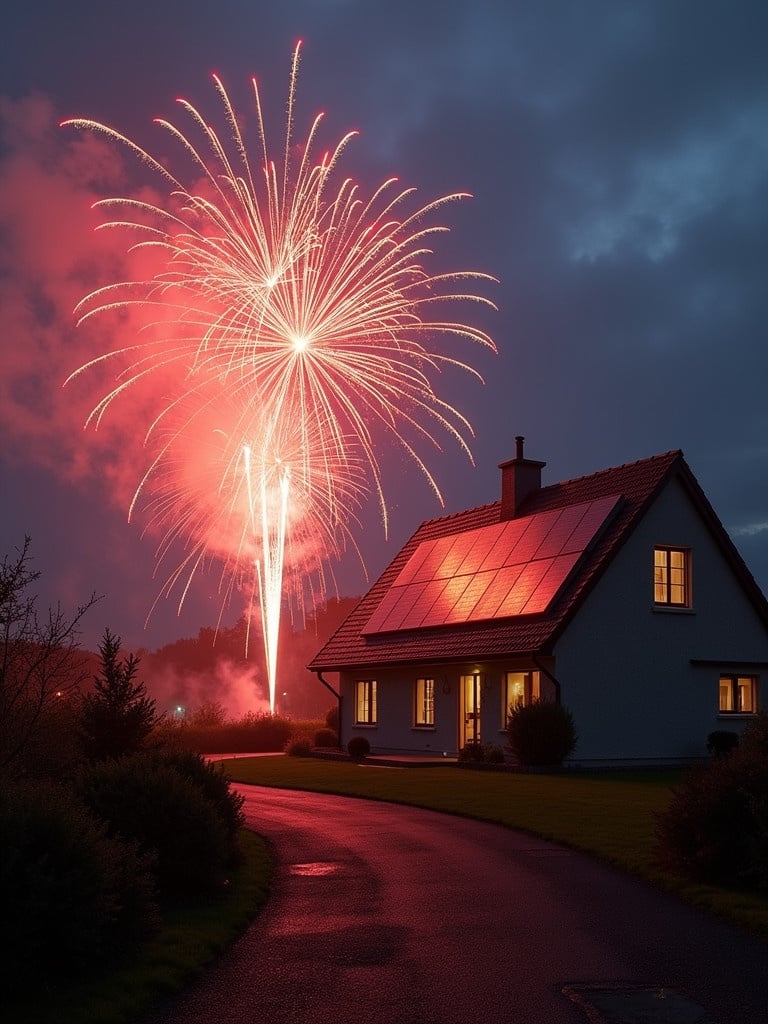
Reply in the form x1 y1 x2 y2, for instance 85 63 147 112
141 785 768 1024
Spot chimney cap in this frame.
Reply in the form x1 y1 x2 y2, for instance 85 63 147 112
498 436 546 471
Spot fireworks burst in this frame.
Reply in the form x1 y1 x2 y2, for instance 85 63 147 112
64 43 498 712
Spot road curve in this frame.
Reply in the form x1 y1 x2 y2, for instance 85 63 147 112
142 785 768 1024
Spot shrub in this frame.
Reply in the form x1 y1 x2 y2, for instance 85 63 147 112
324 705 339 733
485 743 506 764
347 735 370 760
241 712 294 751
507 699 577 767
147 748 245 850
707 730 739 758
0 780 158 994
741 710 768 755
75 753 231 905
655 748 768 891
458 742 506 764
285 735 313 757
313 728 339 748
189 699 227 728
155 711 295 754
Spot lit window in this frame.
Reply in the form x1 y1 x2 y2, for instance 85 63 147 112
414 677 435 727
355 679 377 725
503 671 540 725
654 547 691 606
719 675 758 714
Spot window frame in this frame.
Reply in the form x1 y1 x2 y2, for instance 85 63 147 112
653 546 692 608
354 679 378 726
414 677 435 728
502 670 540 727
718 673 759 715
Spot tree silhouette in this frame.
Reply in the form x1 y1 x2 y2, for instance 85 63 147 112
1 537 96 780
79 629 161 761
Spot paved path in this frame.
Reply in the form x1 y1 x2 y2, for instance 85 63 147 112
142 785 768 1024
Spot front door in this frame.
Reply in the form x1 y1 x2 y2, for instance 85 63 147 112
460 673 481 747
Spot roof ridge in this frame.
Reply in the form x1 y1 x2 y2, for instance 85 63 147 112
538 448 682 493
417 450 682 529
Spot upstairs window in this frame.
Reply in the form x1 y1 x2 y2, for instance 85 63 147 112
414 677 435 727
654 547 691 606
355 679 377 725
719 674 758 714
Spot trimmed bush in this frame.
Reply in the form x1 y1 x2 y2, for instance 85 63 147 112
655 748 768 891
485 743 506 764
75 753 231 904
155 711 295 755
285 735 313 757
507 698 577 767
741 710 768 755
458 742 506 765
707 730 739 758
0 780 158 994
347 735 370 760
313 728 339 748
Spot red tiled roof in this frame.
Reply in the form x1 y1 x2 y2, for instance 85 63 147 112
309 450 768 671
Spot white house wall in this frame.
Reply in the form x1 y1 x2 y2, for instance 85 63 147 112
339 659 558 757
554 475 768 764
340 664 459 756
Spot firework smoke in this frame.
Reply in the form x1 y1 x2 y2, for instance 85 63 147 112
64 43 497 712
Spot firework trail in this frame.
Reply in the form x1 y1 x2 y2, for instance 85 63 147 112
64 43 498 712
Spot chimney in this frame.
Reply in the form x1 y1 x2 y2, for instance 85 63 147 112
499 436 546 519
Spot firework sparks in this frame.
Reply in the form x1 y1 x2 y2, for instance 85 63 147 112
63 42 498 712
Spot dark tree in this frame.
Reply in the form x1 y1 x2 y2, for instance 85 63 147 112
0 537 96 781
80 629 162 761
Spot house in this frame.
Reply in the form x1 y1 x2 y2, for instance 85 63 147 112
309 440 768 766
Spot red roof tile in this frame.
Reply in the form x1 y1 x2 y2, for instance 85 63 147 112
309 450 768 671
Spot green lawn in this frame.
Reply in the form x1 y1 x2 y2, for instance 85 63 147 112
222 755 768 937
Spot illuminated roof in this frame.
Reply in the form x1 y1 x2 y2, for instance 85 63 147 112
309 449 768 672
363 495 622 634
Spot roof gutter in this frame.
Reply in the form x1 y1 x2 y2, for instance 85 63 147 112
532 654 562 705
315 671 344 751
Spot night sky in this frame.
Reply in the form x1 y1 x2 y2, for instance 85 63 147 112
2 1 767 655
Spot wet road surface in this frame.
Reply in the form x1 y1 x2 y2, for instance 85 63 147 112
141 785 768 1024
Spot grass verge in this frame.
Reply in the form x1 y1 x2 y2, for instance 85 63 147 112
221 754 768 938
2 829 272 1024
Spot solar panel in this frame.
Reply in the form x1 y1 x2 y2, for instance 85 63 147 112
469 564 525 621
477 519 528 572
444 570 498 624
420 574 472 628
362 493 622 634
494 559 552 618
532 505 587 559
393 539 437 586
434 534 476 581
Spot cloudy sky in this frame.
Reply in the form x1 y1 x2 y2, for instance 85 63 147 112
1 0 767 654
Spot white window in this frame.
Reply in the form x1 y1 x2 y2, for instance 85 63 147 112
414 677 435 727
719 674 758 714
503 671 540 725
654 547 691 606
355 679 377 725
